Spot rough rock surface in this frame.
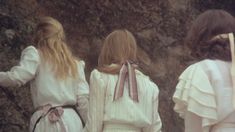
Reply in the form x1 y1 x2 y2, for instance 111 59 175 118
0 0 234 131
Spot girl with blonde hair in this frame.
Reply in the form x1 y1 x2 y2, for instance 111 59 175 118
0 17 89 132
83 29 162 132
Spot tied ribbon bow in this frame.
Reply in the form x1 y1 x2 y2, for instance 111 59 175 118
113 61 139 102
211 33 235 109
48 107 64 123
41 104 66 132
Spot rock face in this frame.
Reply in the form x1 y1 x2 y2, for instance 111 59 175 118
0 0 234 131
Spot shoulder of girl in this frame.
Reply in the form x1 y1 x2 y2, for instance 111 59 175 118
91 69 101 76
79 60 85 65
75 60 85 67
22 45 38 53
21 45 40 59
135 69 145 76
90 69 106 81
182 62 201 73
185 60 211 70
135 70 155 83
135 70 156 83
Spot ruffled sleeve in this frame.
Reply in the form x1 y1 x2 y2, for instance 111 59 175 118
83 69 105 132
75 60 89 123
0 46 40 87
173 64 217 132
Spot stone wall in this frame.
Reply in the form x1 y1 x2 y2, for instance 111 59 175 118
0 0 234 131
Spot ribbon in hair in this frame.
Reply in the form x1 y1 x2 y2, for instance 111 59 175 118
113 61 139 102
228 33 235 109
211 33 235 109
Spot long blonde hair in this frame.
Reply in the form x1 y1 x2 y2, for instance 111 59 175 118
98 29 137 74
34 17 78 79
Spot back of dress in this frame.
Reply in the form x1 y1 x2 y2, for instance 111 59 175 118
84 69 162 132
31 60 87 108
173 59 235 132
202 60 235 132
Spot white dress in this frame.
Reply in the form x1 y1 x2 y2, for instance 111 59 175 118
0 46 89 132
173 59 235 132
83 68 162 132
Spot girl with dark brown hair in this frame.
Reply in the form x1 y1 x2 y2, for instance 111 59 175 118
173 9 235 132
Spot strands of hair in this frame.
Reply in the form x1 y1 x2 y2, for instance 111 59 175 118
98 29 137 74
35 17 78 79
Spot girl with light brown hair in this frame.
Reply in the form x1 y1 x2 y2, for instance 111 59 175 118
83 29 162 132
0 17 89 132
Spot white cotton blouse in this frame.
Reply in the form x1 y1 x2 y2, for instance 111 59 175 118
83 68 162 132
173 59 235 132
0 46 89 132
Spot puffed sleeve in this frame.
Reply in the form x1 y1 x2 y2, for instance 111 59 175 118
0 46 40 87
83 69 105 132
143 82 162 132
75 60 89 123
173 64 217 132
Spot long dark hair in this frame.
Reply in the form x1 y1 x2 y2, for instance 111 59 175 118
185 9 235 61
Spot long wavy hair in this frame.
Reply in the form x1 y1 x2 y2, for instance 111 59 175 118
185 9 235 61
34 17 78 79
98 29 137 74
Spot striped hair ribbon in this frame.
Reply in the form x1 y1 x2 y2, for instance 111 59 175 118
228 33 235 109
211 33 235 109
113 61 139 102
